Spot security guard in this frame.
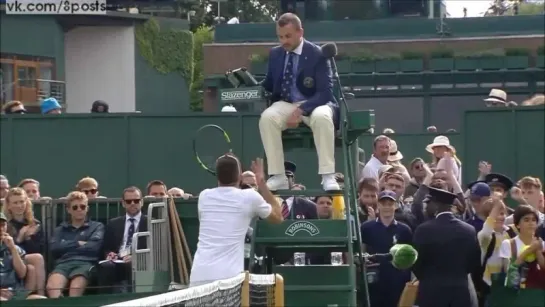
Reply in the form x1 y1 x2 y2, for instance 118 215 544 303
413 187 480 307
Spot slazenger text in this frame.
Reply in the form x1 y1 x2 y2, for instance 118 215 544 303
221 90 260 101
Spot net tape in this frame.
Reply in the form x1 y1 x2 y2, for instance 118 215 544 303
102 273 278 307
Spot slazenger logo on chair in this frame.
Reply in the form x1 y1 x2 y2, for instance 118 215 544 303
221 90 260 101
285 221 320 236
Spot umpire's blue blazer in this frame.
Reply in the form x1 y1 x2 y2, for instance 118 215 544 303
261 40 339 126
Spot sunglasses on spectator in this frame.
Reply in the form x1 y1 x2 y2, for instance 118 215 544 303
124 199 141 205
71 204 87 211
82 189 98 194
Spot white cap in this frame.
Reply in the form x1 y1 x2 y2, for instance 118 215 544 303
221 105 237 112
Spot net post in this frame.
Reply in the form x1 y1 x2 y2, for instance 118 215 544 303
242 271 250 307
274 274 284 307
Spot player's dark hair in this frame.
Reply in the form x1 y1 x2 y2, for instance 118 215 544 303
513 204 539 227
216 154 240 186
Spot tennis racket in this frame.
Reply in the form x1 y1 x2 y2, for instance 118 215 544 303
193 124 233 175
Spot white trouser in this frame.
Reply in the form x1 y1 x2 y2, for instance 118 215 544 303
259 100 335 175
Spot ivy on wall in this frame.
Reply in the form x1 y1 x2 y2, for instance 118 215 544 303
135 18 194 89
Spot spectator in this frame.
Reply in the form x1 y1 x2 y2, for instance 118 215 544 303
241 171 257 190
476 195 514 305
3 188 46 295
522 94 544 106
426 125 438 133
361 135 390 181
221 105 237 112
90 100 109 113
360 190 412 307
98 186 147 294
314 195 333 219
426 135 462 184
499 205 545 275
40 97 62 114
0 212 45 300
17 179 41 200
76 177 102 199
146 180 167 197
2 101 26 114
383 173 417 230
505 176 545 226
357 178 379 223
168 187 192 199
0 175 9 200
383 128 395 134
465 182 492 233
405 158 426 197
483 88 508 107
47 191 105 298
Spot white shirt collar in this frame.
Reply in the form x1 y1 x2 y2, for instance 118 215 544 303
289 39 304 55
126 212 142 223
435 211 453 218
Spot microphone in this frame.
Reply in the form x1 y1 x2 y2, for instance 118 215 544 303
321 43 339 78
321 43 338 59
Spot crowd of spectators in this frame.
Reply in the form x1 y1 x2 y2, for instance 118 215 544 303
0 175 191 301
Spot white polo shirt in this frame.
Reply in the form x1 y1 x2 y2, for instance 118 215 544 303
361 155 386 181
189 187 272 286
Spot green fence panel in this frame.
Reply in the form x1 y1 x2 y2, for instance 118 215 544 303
463 107 545 185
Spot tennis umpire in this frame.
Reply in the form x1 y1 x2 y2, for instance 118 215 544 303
412 187 480 307
258 13 340 191
189 155 283 287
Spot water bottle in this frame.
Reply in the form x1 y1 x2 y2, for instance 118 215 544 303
293 252 306 266
330 252 343 265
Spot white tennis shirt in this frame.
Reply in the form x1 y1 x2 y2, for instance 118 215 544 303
189 186 272 286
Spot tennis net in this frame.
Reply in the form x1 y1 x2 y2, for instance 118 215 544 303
102 272 284 307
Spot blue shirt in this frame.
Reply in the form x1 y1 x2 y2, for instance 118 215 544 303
0 244 26 288
466 215 485 232
283 42 306 103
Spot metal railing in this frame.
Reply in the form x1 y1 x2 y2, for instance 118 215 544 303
22 197 173 291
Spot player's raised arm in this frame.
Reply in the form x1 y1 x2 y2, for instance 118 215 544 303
252 158 283 224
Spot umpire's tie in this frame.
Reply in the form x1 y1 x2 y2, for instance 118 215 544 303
282 201 290 219
281 52 295 102
126 218 136 247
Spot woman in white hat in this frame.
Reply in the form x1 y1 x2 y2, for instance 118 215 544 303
426 135 462 184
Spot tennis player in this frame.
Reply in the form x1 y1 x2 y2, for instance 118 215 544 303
189 155 283 287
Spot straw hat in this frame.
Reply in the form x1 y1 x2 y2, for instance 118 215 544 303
484 89 507 104
426 135 456 153
388 140 403 162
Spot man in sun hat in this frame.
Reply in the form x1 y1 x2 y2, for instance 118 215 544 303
483 88 508 107
40 97 62 114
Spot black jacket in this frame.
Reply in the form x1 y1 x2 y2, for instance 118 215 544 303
9 218 45 254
